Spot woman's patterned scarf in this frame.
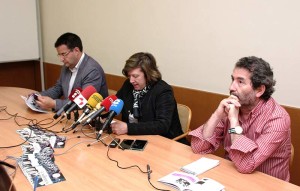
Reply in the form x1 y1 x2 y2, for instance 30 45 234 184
132 85 151 118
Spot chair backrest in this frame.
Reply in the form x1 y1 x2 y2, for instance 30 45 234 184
290 143 294 168
108 89 117 96
177 103 192 134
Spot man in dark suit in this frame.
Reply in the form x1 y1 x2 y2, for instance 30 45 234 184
36 32 108 111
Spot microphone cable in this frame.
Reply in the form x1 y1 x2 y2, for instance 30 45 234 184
0 105 69 147
80 125 99 139
0 125 34 149
0 105 51 128
54 139 95 157
1 105 70 134
105 146 170 191
0 105 53 128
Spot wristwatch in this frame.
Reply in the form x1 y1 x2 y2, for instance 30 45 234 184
228 126 243 134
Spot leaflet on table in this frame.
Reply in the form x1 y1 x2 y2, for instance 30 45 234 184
180 157 220 176
158 171 225 191
18 141 66 188
16 126 66 148
21 93 47 113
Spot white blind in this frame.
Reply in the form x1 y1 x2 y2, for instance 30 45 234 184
0 0 39 63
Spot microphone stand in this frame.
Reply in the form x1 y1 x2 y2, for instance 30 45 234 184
73 109 79 122
87 118 121 148
67 113 71 120
72 120 94 134
72 109 91 133
81 116 101 135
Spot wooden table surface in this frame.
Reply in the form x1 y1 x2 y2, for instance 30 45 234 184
0 86 299 191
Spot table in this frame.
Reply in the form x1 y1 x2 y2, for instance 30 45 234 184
0 87 299 191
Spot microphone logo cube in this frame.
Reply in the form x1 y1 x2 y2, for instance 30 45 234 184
111 99 121 107
70 90 81 99
108 97 116 104
74 94 87 108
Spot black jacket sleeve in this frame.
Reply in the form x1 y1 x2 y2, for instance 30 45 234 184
117 80 183 139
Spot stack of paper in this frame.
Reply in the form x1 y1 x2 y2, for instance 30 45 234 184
180 157 220 176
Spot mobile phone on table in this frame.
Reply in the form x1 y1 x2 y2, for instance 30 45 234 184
119 139 134 150
109 138 121 148
130 140 148 151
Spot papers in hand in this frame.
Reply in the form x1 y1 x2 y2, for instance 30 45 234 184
180 157 220 176
21 94 47 113
158 171 225 191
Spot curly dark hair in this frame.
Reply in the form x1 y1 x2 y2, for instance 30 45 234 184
122 52 162 85
235 56 276 100
54 32 83 52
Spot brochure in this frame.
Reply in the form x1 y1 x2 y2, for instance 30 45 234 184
16 126 66 148
158 171 225 191
21 93 47 113
16 126 66 188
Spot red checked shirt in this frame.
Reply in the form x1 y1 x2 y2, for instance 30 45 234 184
189 97 291 181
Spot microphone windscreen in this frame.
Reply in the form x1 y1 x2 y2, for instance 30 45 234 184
101 95 118 111
68 88 82 100
87 93 103 108
81 85 97 99
109 99 124 115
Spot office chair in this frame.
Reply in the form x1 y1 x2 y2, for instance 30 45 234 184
108 89 117 96
173 103 192 141
290 143 294 168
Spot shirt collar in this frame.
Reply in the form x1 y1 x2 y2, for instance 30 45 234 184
69 52 85 73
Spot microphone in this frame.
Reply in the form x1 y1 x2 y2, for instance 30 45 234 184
80 108 98 123
63 85 97 118
96 99 124 140
82 95 117 126
79 100 103 123
53 88 82 119
69 93 103 130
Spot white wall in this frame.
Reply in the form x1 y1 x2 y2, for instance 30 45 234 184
40 0 300 108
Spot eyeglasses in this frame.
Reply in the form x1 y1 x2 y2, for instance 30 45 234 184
0 160 16 191
0 160 16 170
57 49 72 58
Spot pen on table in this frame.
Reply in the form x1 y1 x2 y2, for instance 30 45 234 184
147 164 151 180
33 175 38 191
